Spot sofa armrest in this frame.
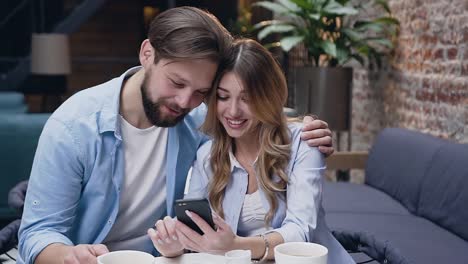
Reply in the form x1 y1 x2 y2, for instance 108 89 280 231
326 151 368 170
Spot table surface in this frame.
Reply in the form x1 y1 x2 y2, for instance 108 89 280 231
155 253 274 263
0 249 275 264
0 248 380 263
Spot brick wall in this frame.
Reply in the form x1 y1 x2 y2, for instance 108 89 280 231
351 0 468 157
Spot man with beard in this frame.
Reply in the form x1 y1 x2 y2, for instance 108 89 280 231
18 7 334 264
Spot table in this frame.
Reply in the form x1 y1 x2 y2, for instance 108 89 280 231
0 249 275 264
154 253 275 263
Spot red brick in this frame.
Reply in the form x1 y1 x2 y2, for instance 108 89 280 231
422 49 433 60
440 32 462 45
447 48 458 60
411 19 430 32
414 8 427 19
462 63 468 76
422 77 432 88
463 32 468 43
433 49 444 59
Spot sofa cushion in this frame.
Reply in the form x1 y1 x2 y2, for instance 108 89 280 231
0 114 49 222
326 212 468 264
418 142 468 241
365 128 446 213
323 181 410 215
0 92 24 108
0 92 27 113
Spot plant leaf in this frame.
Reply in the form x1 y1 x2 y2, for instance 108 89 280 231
252 20 287 30
312 0 328 8
336 47 350 64
356 45 370 56
373 16 400 25
368 38 394 48
280 35 305 51
288 0 314 10
374 0 391 14
320 40 337 57
369 49 383 69
258 24 296 40
253 1 290 14
342 28 361 41
323 0 358 15
309 13 321 20
350 54 365 66
277 0 301 12
354 21 384 33
264 41 282 50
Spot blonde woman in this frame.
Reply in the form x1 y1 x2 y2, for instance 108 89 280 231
149 39 353 264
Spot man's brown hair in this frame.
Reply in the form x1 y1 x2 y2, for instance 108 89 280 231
148 6 232 64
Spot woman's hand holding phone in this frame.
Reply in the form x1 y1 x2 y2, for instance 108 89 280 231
175 210 239 254
147 216 184 257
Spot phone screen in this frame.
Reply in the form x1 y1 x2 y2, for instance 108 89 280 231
174 198 215 235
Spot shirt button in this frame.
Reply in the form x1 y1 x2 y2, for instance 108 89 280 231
108 220 112 225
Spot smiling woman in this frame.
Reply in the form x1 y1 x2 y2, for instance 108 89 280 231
216 72 260 139
148 38 353 264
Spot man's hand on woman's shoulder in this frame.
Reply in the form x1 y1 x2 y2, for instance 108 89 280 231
300 115 334 157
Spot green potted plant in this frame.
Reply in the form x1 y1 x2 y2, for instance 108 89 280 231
253 0 399 130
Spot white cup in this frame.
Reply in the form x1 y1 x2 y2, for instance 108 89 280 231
97 250 155 264
274 242 328 264
225 249 252 264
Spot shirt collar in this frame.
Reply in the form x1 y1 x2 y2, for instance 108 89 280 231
98 66 142 138
228 147 259 172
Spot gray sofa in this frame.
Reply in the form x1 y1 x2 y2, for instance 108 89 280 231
323 128 468 263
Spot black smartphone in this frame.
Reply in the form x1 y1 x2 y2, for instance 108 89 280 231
174 198 215 235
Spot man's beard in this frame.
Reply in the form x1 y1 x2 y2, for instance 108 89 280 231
140 77 189 127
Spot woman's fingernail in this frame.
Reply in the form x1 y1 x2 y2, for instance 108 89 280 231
172 235 178 241
165 238 171 243
185 210 193 218
157 239 164 245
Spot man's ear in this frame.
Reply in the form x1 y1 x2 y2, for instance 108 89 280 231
139 39 154 69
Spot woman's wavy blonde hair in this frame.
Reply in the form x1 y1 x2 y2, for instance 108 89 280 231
201 38 291 224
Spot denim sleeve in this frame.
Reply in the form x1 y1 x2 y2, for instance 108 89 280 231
18 118 84 264
184 142 212 200
272 140 326 243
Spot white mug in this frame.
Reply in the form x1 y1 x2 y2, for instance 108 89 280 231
225 249 252 264
274 242 328 264
97 250 155 264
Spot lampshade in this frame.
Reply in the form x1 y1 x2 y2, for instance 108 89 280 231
31 33 71 75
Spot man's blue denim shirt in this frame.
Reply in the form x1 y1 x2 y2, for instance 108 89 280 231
17 67 208 264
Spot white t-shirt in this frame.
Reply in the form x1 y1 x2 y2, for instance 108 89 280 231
237 190 272 237
103 115 168 251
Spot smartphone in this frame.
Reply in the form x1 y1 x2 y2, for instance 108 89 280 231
174 198 215 235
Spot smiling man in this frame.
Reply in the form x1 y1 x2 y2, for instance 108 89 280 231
17 6 333 264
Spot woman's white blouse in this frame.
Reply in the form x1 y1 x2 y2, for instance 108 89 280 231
237 190 272 237
185 123 354 264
